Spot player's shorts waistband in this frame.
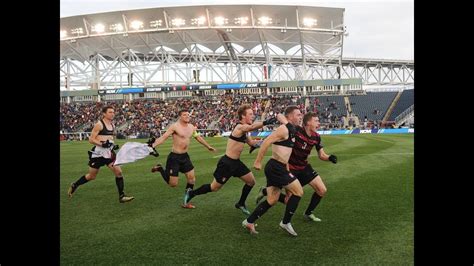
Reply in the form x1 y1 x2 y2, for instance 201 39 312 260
268 158 286 167
170 152 189 156
223 154 240 161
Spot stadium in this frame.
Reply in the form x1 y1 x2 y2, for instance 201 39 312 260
60 4 414 265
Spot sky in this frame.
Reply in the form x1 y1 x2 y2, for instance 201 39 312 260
60 0 414 60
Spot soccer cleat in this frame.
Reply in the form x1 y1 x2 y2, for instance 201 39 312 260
279 221 298 237
184 188 192 205
304 213 322 222
235 203 251 216
68 183 77 198
119 195 135 203
255 186 266 205
242 219 258 234
151 164 163 173
181 202 196 209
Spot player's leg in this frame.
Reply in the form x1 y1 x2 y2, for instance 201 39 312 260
151 153 175 185
185 157 228 204
68 163 100 198
234 162 255 215
181 168 197 208
243 186 281 234
256 186 288 205
107 163 134 203
185 178 223 204
235 172 255 215
304 175 326 221
280 178 303 236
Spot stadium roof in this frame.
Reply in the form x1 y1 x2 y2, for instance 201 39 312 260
60 5 345 61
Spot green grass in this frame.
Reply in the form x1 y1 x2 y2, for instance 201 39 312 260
60 134 414 265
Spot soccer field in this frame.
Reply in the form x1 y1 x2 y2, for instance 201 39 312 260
60 134 414 265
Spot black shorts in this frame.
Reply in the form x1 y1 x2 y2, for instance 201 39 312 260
88 157 114 169
213 155 251 184
264 158 297 189
165 152 194 176
88 150 115 169
290 165 319 186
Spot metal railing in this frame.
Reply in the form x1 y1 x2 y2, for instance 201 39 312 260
394 104 414 124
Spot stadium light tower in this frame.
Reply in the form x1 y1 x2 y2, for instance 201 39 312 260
150 20 162 28
303 18 317 27
71 27 83 36
171 18 186 27
110 23 124 32
214 16 228 26
92 23 105 33
191 16 206 26
234 17 248 25
258 16 272 25
130 20 143 30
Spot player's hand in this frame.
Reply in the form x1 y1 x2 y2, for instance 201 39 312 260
253 161 262 170
112 144 119 150
208 146 216 152
149 147 159 157
328 154 337 164
263 117 277 126
147 137 156 147
101 140 113 148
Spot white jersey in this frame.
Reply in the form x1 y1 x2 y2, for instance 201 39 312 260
114 142 155 165
90 141 115 159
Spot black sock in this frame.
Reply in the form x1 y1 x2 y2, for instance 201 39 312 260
278 193 287 204
189 184 211 201
247 200 272 224
73 175 89 187
305 192 322 215
115 176 125 197
158 167 170 184
282 195 301 224
186 182 194 191
262 187 267 196
237 184 253 206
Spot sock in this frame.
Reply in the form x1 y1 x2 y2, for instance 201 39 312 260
73 175 89 187
115 176 125 197
237 184 253 206
278 193 287 204
157 167 170 184
305 192 323 215
189 184 211 201
247 200 272 224
186 182 194 191
282 195 301 224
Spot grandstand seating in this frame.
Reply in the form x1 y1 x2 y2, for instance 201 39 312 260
60 90 413 138
349 92 398 121
388 89 414 120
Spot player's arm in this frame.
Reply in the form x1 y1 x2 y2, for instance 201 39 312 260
253 125 288 170
88 122 104 146
276 113 288 125
151 124 175 148
194 131 216 152
238 116 278 133
246 135 260 147
317 147 337 164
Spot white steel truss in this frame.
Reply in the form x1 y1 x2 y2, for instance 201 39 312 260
60 5 413 89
